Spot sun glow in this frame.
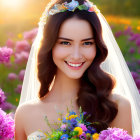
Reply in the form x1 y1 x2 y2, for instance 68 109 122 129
1 0 24 8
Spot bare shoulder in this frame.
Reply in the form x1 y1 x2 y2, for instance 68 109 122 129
109 93 132 135
14 100 39 140
15 100 39 121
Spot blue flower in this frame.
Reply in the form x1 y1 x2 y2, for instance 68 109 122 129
69 111 76 115
70 118 78 126
60 134 69 140
65 0 79 11
62 118 67 123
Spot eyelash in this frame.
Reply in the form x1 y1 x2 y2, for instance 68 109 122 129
60 41 70 45
59 41 94 46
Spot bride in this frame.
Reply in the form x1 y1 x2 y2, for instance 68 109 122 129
14 0 140 139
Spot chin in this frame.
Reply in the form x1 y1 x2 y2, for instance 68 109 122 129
65 72 84 80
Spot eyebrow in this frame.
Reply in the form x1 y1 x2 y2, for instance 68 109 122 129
58 37 94 41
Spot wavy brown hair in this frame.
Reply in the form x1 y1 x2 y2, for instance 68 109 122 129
37 0 118 132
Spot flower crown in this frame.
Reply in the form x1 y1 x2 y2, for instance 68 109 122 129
39 0 100 27
49 0 100 15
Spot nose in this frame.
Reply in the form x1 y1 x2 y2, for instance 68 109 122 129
71 45 82 60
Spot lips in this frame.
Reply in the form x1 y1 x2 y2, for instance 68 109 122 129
64 61 85 68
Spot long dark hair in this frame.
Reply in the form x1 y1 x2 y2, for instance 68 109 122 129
37 0 118 132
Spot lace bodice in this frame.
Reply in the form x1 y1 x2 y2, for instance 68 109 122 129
27 130 47 140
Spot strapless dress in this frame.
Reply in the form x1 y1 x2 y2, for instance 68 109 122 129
27 130 47 140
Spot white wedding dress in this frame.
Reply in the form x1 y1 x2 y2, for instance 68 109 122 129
27 130 46 140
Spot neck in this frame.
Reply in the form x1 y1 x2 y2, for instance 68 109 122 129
47 69 80 103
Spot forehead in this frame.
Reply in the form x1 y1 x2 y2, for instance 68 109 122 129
58 17 94 39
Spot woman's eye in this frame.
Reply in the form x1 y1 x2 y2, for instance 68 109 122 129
60 41 70 45
83 42 94 46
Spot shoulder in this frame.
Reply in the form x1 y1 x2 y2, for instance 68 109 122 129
109 93 131 105
109 93 132 135
15 99 42 122
15 100 39 116
109 93 131 113
15 101 42 140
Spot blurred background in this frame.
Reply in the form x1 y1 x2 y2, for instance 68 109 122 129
0 0 140 112
0 0 140 45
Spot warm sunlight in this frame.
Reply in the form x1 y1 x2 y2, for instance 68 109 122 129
1 0 23 8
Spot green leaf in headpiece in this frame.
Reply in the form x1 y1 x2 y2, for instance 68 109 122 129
78 5 88 10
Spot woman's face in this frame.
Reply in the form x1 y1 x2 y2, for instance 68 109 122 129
52 17 96 79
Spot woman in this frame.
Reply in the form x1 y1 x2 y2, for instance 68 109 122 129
14 0 140 139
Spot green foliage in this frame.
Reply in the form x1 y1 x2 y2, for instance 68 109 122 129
92 0 140 16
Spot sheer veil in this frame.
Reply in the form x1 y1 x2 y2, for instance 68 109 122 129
18 1 140 136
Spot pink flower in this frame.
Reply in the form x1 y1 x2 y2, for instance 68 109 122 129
15 51 29 64
0 108 15 139
79 124 87 131
124 26 132 35
115 31 123 38
135 79 140 89
131 72 139 80
60 124 67 129
8 73 18 80
23 28 38 41
128 33 140 42
99 127 132 140
0 46 13 63
15 40 30 53
0 88 6 104
129 47 135 54
0 102 16 111
18 69 25 81
6 39 14 48
79 132 86 140
136 38 140 47
15 84 22 94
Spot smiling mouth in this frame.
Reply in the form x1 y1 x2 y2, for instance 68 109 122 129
64 61 85 68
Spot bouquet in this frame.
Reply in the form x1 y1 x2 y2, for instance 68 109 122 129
35 107 140 140
42 107 99 140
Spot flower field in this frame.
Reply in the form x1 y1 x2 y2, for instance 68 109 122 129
0 15 140 139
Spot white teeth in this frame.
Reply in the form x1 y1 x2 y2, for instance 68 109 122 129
67 62 83 67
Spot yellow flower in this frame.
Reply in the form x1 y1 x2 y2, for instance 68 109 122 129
137 26 140 31
92 133 99 140
18 33 22 39
68 115 78 120
51 135 54 138
58 118 61 121
74 127 83 136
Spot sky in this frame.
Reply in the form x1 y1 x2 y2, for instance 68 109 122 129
0 0 49 25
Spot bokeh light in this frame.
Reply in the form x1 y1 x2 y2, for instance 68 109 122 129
0 0 24 9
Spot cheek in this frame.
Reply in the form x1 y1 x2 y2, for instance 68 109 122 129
85 47 96 61
52 47 67 61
